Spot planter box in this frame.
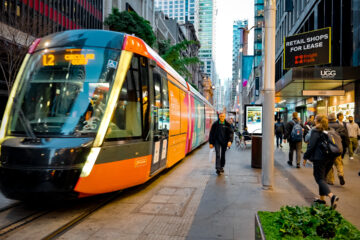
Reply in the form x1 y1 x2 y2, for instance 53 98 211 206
255 213 266 240
255 207 360 239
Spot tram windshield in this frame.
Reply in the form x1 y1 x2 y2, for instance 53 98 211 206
8 47 121 137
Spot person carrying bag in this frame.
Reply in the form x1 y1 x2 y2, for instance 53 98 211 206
303 115 340 209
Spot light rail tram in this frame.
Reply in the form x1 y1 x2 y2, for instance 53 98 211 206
0 30 216 200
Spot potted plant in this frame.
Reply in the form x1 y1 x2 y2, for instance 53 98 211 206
255 204 360 239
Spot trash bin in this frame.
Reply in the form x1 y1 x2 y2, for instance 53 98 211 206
251 135 262 168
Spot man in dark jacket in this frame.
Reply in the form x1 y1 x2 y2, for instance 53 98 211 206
274 118 285 148
284 112 304 168
209 112 234 175
337 112 349 159
326 113 346 185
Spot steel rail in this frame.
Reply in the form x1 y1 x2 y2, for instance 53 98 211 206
42 192 120 240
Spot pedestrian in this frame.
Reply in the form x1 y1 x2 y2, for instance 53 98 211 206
326 113 346 186
303 114 340 209
304 115 315 142
274 118 285 148
337 112 349 159
209 112 234 175
346 116 360 160
284 112 304 168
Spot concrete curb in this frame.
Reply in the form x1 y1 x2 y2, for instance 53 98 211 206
255 212 266 240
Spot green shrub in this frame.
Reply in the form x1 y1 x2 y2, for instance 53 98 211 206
258 204 360 239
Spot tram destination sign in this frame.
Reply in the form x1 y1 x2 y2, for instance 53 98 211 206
284 27 331 69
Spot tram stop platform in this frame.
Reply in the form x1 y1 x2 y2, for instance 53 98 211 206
1 142 360 239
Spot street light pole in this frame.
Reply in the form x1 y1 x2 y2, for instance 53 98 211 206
262 0 276 189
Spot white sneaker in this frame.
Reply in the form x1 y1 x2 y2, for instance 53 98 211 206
350 157 354 160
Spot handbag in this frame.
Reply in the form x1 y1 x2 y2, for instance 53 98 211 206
208 149 215 163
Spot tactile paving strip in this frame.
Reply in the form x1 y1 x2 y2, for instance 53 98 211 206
134 186 196 217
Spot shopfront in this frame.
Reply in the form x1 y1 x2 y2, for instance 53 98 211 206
327 84 355 120
275 66 360 122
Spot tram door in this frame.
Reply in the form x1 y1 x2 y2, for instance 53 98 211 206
150 70 169 174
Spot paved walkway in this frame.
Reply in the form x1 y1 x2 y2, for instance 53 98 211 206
187 143 360 239
1 142 359 239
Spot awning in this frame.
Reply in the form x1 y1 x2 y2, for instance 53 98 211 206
275 66 360 104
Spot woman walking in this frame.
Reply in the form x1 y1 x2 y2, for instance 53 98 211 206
303 115 340 208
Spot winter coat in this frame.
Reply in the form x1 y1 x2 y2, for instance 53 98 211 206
274 122 285 135
304 121 315 141
304 128 329 162
209 120 234 145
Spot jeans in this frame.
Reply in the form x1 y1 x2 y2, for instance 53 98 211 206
276 133 283 147
313 158 334 196
348 137 358 157
326 156 344 183
289 141 302 164
215 142 227 170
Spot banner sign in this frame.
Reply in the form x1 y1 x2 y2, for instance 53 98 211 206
284 27 331 69
244 105 262 135
302 90 345 96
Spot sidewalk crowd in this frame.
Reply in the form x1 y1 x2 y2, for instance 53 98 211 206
209 110 360 210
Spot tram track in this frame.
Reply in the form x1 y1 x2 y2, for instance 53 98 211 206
0 210 51 237
0 192 121 239
42 192 120 240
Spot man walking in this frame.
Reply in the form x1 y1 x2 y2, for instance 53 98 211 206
326 113 346 185
337 112 349 159
274 118 285 148
209 112 234 175
284 112 303 168
346 116 360 160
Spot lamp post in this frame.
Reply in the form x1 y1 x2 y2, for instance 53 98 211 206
262 0 276 189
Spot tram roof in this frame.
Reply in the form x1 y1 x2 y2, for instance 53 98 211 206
32 29 212 107
34 30 126 52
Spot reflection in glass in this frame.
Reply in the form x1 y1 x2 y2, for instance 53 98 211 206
8 47 121 137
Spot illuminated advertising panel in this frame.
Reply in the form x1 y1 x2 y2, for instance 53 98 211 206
244 105 262 135
284 27 331 69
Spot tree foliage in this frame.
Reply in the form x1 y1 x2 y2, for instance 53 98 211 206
161 40 200 80
104 8 156 47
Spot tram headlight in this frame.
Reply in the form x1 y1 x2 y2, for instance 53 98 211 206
80 147 101 177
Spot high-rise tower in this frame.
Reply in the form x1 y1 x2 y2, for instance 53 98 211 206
231 20 248 110
196 0 216 80
155 0 196 24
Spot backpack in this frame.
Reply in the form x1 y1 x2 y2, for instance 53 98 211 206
290 120 303 142
319 130 342 159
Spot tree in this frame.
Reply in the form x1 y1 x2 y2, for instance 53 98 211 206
0 15 50 93
161 40 201 81
104 8 156 47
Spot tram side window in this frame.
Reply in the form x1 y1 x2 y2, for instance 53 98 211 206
106 56 142 139
140 56 150 139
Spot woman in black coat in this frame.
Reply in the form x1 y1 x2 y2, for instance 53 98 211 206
303 115 340 209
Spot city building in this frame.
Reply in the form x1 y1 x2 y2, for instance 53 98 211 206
154 0 217 100
104 0 155 27
274 0 360 122
245 0 264 105
154 0 196 24
195 0 216 82
0 0 103 116
231 20 248 111
180 22 203 92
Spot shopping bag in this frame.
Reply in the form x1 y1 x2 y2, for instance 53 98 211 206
208 149 215 163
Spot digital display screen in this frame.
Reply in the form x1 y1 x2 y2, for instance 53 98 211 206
284 27 331 69
245 105 262 135
42 49 96 66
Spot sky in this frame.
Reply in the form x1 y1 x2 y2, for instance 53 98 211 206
215 0 254 81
